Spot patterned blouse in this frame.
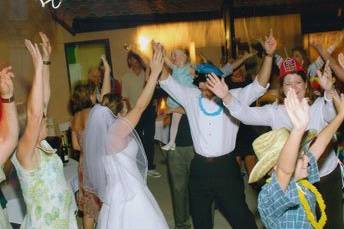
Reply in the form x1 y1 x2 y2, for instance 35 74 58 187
11 140 78 229
258 151 320 229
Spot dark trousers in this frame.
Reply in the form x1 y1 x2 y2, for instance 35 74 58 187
136 102 156 170
316 165 343 229
167 146 194 229
189 153 257 229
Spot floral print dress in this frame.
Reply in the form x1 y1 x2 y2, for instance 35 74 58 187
11 140 78 229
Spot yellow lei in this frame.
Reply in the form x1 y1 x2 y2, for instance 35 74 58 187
297 179 327 229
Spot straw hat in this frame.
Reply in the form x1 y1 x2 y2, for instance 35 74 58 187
248 128 289 183
249 128 318 183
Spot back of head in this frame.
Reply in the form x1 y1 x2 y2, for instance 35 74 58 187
69 82 94 115
101 93 123 115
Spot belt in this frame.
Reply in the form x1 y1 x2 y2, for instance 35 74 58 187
194 153 231 163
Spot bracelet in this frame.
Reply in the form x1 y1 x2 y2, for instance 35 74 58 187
43 60 51 65
1 96 15 103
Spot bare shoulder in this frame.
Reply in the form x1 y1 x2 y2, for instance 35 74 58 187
71 108 90 131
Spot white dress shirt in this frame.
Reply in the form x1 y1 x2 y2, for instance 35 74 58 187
225 96 338 177
159 75 268 157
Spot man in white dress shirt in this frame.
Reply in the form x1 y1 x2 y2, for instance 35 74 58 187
157 32 277 229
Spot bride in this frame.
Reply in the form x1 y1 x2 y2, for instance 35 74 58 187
83 44 168 229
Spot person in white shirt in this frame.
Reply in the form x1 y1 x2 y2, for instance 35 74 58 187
122 51 161 178
208 58 342 229
157 30 276 229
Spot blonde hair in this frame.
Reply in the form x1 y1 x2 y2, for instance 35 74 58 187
173 48 190 63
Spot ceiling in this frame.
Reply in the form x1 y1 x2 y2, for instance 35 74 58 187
52 0 343 34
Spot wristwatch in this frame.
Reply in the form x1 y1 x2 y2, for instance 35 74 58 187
1 96 15 103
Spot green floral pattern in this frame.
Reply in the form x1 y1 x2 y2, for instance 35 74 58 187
11 141 78 229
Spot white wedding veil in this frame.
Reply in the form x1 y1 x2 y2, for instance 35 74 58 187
83 104 147 201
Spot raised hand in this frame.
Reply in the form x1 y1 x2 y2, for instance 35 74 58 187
263 29 277 56
25 39 43 72
39 32 51 61
284 89 310 131
310 41 323 52
151 40 161 53
100 55 111 72
317 60 334 91
150 44 164 77
243 51 257 59
338 53 344 70
0 66 15 99
206 73 228 100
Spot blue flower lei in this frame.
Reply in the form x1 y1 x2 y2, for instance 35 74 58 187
198 95 223 116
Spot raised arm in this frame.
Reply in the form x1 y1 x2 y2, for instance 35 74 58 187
275 89 309 191
99 55 112 101
256 30 277 87
315 61 337 122
312 42 344 82
0 67 18 165
115 45 164 139
310 92 344 160
206 73 272 125
230 52 256 70
17 40 44 169
39 32 51 114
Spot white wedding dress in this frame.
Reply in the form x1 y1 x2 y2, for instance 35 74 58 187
83 105 168 229
97 139 168 229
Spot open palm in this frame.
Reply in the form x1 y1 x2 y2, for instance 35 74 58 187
205 73 228 99
317 61 334 91
285 89 310 131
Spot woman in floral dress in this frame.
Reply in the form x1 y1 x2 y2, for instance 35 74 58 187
11 33 77 228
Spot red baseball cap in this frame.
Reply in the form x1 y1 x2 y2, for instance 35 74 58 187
279 58 305 79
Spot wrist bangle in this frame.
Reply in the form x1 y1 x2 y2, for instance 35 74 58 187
1 96 15 103
43 60 51 65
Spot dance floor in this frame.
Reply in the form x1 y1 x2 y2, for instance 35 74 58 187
148 142 264 229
